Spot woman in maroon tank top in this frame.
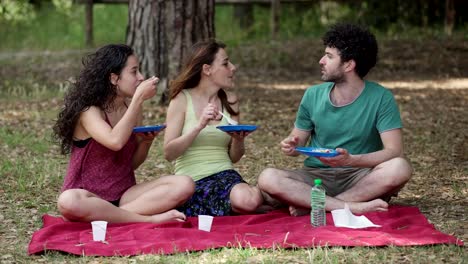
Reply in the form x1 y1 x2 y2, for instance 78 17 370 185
53 44 194 223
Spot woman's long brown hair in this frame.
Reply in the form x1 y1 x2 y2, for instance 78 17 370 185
169 40 238 116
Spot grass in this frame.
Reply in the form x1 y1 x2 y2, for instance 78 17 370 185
0 2 467 263
0 3 127 51
0 37 467 263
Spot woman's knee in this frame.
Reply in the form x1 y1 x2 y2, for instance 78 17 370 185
57 189 85 218
169 175 195 201
181 176 196 198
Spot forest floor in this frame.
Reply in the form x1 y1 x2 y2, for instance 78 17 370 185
0 37 466 263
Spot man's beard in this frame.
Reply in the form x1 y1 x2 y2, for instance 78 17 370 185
321 69 345 83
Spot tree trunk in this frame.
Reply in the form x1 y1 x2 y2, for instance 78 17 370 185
444 0 455 36
234 4 254 29
127 0 215 104
270 0 280 39
84 0 93 48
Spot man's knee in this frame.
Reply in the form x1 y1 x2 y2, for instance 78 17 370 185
384 157 413 187
393 157 412 181
230 185 263 212
257 168 282 193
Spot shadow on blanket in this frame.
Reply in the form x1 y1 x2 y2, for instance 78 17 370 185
28 205 463 256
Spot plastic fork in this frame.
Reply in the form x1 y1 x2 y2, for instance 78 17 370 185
218 111 238 125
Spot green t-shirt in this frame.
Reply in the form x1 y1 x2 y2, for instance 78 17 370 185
295 80 402 168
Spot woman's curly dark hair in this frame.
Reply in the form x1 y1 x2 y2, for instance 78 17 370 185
322 23 378 78
53 44 134 154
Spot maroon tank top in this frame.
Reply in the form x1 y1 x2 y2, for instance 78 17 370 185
61 112 137 201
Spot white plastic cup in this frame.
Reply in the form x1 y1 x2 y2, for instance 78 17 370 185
198 215 214 232
91 221 108 241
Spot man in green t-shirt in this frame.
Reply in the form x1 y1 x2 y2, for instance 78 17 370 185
257 23 412 215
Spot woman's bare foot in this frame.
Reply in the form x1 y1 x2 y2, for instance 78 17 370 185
347 199 388 215
289 205 309 216
150 209 186 223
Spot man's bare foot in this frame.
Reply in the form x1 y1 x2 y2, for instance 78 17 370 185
289 205 309 216
150 209 186 223
255 204 276 214
260 190 284 209
347 199 388 215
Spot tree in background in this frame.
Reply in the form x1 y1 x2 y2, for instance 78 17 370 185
0 1 35 23
127 0 215 104
348 0 466 34
234 3 253 30
445 0 455 36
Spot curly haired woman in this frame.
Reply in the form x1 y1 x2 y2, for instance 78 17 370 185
53 44 194 223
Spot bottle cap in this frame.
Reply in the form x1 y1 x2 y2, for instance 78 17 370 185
314 179 322 185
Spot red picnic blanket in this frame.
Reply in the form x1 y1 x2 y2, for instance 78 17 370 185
28 205 463 256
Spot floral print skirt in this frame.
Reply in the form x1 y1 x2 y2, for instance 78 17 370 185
177 169 246 217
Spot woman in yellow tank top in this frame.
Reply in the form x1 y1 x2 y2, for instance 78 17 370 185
164 40 264 216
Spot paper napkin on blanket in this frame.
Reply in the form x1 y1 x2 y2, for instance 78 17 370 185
331 204 381 228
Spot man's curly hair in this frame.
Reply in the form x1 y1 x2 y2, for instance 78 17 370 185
322 23 378 78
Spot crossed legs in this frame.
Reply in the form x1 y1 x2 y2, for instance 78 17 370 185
57 175 195 223
230 183 264 214
257 157 412 215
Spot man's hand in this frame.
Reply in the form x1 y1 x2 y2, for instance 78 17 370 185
318 148 354 167
280 136 299 156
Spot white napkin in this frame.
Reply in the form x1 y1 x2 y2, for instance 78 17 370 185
331 204 381 229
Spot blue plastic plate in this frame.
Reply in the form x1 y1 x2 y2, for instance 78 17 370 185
216 125 257 133
133 125 166 133
295 147 339 157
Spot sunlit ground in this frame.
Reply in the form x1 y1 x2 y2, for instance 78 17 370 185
244 78 468 90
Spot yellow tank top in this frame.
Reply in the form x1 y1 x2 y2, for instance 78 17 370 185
174 90 233 181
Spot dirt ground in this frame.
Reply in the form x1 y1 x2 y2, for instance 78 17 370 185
0 37 467 260
231 37 468 243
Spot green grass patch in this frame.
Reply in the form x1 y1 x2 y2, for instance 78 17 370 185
0 79 67 100
0 127 50 153
0 3 127 51
0 126 62 197
1 157 61 194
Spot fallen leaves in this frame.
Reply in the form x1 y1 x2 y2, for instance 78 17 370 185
0 38 467 262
